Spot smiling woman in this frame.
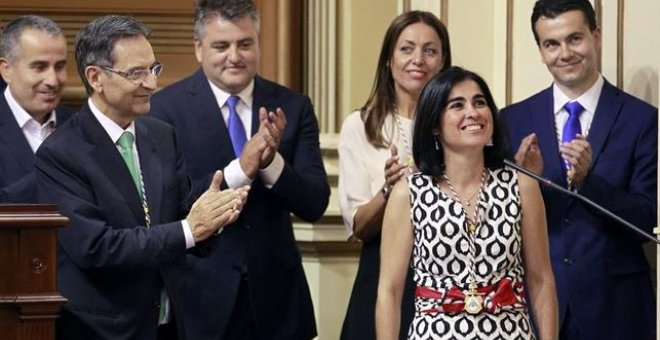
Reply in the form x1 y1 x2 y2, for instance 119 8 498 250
337 10 451 340
438 80 494 153
375 67 558 340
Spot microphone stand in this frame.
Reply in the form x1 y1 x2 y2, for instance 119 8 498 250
503 159 660 245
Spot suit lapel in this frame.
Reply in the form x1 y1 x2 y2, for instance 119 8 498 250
135 121 162 225
0 95 36 173
587 81 621 166
533 87 568 186
80 107 145 223
251 77 272 136
252 77 287 140
189 70 236 164
54 106 73 127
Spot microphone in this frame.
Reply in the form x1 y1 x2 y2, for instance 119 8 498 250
503 159 660 245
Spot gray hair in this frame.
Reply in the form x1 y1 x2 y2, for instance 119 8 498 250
0 15 63 62
194 0 260 40
75 15 150 95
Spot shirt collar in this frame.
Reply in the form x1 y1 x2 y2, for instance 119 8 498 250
88 98 136 144
553 74 604 115
207 79 255 109
4 86 57 128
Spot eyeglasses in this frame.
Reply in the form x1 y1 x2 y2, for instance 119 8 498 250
100 62 163 83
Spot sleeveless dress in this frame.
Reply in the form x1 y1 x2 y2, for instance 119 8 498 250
406 168 534 339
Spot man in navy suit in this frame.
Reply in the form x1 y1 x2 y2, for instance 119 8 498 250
150 0 330 339
501 1 657 339
0 15 73 202
36 15 248 340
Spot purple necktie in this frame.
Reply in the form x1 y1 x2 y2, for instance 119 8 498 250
562 101 584 170
226 95 247 157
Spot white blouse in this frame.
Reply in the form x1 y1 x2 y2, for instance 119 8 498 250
338 110 414 237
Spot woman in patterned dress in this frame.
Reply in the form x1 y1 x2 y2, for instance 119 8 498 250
376 67 558 340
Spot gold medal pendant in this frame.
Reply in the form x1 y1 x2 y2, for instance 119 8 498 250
464 285 483 315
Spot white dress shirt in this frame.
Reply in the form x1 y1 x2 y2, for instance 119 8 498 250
338 111 414 237
553 74 604 146
207 79 285 189
88 99 195 249
5 87 56 153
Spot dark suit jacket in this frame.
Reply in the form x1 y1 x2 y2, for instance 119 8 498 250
36 105 192 340
151 70 330 340
501 80 657 339
0 93 73 202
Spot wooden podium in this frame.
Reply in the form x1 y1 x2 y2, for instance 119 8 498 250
0 205 68 340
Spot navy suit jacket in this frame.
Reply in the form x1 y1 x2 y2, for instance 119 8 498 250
501 80 657 339
0 93 73 202
36 105 192 340
151 70 330 340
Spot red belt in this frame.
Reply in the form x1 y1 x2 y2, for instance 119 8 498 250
414 278 526 314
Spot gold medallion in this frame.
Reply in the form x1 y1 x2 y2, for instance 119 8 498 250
464 287 483 314
468 224 476 233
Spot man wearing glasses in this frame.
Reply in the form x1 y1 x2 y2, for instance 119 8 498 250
0 15 72 203
35 15 249 340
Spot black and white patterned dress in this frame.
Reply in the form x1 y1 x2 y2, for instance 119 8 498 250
406 168 534 339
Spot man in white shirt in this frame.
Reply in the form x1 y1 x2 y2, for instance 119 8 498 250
0 15 72 202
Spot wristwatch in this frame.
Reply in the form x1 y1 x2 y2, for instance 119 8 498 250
381 184 391 199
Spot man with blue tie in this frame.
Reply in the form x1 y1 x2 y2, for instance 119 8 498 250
35 15 248 339
501 1 657 339
0 15 72 202
150 0 330 339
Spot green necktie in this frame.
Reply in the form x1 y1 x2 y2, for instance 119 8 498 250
117 131 142 196
117 131 167 323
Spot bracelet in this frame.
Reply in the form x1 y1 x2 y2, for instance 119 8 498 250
381 184 391 199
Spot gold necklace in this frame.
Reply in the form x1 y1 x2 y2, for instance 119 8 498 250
442 170 485 208
441 168 489 314
441 168 488 233
394 114 414 168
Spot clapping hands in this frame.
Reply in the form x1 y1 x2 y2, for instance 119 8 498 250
187 171 249 242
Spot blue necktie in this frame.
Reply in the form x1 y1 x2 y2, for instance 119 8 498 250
226 95 247 157
562 101 584 171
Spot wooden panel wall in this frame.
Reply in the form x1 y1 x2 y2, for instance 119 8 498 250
0 0 303 108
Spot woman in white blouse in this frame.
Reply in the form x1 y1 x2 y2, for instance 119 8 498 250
338 10 452 340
